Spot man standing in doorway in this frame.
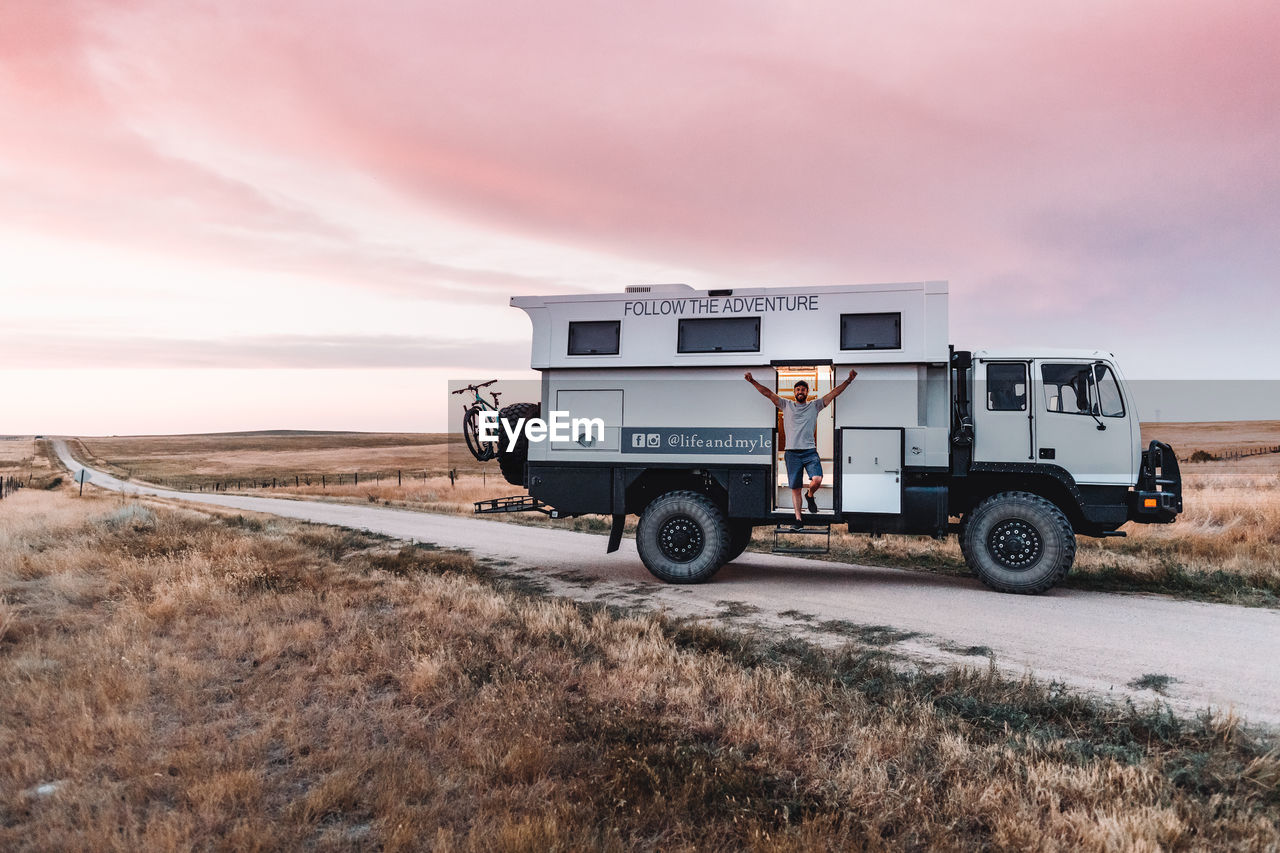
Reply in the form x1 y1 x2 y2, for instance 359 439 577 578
745 370 856 529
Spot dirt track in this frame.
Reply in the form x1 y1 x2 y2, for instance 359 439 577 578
53 440 1280 727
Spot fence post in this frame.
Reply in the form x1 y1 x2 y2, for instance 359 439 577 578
322 475 326 489
354 473 358 486
295 475 299 487
398 469 402 486
449 468 456 487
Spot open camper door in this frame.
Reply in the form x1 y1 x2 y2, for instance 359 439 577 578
771 364 835 514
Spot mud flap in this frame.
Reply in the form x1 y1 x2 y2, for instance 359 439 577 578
606 513 626 553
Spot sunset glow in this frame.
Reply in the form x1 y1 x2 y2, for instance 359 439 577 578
2 0 1278 433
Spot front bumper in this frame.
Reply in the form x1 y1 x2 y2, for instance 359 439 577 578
1128 440 1183 524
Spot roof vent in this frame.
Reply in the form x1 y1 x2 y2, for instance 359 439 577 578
624 283 695 294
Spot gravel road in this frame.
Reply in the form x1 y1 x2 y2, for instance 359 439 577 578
53 440 1280 726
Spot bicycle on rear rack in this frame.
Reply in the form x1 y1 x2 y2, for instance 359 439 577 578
453 380 502 461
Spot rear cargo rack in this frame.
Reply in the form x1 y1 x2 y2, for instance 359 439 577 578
772 524 831 555
474 495 558 517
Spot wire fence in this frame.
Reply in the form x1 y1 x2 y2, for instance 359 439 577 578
139 468 489 494
0 474 31 500
1187 444 1280 463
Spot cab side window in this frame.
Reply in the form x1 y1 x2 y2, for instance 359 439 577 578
1041 363 1095 414
986 363 1027 411
1093 363 1125 417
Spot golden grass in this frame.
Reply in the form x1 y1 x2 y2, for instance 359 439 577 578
2 487 1277 850
71 432 485 485
1143 420 1280 455
0 438 47 470
0 438 62 494
0 438 39 466
68 426 1280 603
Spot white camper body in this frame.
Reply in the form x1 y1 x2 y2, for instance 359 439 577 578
513 281 950 518
478 281 1182 594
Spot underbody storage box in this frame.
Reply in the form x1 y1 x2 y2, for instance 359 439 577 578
527 465 613 515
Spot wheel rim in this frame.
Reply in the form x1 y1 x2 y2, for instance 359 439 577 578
658 515 705 563
987 518 1043 570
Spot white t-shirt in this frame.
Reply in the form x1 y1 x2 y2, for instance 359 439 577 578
781 398 825 450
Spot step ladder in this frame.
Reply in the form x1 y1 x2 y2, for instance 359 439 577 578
772 524 831 555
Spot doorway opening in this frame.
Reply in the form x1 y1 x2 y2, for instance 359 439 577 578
772 364 836 515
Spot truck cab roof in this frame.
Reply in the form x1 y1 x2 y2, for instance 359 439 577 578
972 348 1116 362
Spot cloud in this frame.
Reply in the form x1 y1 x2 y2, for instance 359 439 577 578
1 332 528 370
1 0 1277 385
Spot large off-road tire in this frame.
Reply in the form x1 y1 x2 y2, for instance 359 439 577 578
724 521 754 563
960 491 1076 594
462 405 497 462
496 402 540 486
636 490 730 584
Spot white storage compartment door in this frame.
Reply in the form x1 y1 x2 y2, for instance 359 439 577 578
840 428 902 514
551 389 622 452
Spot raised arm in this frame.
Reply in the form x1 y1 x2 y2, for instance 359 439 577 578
744 372 785 409
821 370 857 407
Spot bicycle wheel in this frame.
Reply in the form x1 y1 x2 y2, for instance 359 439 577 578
462 405 497 461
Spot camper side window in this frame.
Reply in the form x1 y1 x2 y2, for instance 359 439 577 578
986 362 1027 411
567 321 620 355
677 317 760 353
840 312 901 350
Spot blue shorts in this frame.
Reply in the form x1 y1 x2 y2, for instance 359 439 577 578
784 448 823 489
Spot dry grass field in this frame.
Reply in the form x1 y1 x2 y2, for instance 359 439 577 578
71 431 484 485
67 423 1280 605
0 437 64 493
1145 420 1280 456
2 486 1277 850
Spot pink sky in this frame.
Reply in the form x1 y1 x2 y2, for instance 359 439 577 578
2 0 1278 434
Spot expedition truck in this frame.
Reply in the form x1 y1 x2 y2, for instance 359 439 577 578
473 281 1182 594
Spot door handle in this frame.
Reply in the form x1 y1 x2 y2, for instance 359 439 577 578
885 469 899 474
